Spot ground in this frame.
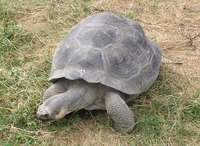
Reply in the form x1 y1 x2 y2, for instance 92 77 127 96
0 0 200 145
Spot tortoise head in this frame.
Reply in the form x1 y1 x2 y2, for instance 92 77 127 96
37 96 70 120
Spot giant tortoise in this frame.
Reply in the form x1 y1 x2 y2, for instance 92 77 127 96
37 12 162 132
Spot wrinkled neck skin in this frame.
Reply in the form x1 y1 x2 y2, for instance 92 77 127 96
55 79 103 112
64 83 88 112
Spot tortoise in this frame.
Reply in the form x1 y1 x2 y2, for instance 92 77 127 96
37 12 162 132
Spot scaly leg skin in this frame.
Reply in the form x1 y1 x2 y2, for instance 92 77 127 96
105 92 135 133
43 79 68 102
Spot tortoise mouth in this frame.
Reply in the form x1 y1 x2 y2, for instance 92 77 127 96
37 114 52 120
55 108 71 120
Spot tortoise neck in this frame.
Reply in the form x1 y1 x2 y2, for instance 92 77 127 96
65 80 102 112
64 86 87 112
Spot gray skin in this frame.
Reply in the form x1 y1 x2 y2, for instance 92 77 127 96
37 78 137 132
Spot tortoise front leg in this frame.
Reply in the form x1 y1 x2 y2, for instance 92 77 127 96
42 79 69 101
104 92 135 133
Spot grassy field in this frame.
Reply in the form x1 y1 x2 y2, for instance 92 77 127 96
0 0 200 145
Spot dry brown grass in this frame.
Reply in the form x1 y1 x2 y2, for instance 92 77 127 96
1 0 200 145
91 0 200 83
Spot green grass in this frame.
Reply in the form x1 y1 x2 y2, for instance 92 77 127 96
132 66 200 145
0 0 200 145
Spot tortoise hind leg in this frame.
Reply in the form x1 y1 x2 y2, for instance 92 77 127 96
104 91 135 133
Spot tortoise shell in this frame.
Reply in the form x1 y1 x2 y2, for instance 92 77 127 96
49 12 162 95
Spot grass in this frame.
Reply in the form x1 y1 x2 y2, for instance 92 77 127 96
0 0 200 145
